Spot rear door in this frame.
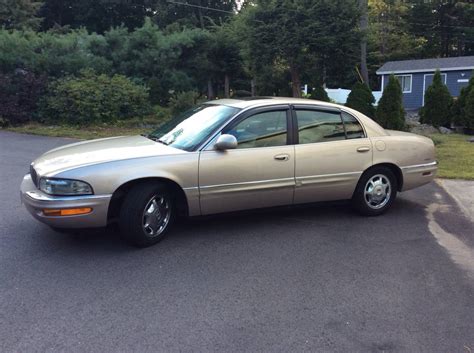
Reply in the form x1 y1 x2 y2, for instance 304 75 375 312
198 106 295 215
292 106 372 204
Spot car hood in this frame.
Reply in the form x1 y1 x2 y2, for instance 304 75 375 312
32 135 184 177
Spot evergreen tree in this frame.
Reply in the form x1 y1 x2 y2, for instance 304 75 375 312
463 82 474 130
0 0 42 30
420 70 452 127
311 85 330 102
375 75 405 130
452 75 474 128
346 82 375 118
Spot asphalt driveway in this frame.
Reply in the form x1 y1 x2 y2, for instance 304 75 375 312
0 131 473 352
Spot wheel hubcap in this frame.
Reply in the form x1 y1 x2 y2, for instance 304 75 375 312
364 174 391 210
142 195 171 237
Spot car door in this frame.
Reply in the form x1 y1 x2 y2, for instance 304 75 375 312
199 106 295 215
292 106 372 204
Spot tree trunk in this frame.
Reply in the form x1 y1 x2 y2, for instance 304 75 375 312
359 0 369 84
251 78 256 96
207 79 215 100
198 0 205 29
224 74 230 98
290 65 301 98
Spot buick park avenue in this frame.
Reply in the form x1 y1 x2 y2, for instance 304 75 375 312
21 98 437 247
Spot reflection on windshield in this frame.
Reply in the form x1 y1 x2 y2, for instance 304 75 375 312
149 104 240 152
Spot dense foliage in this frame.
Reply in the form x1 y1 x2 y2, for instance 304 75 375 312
420 70 453 127
310 85 330 102
346 82 376 118
0 0 472 127
375 75 405 130
40 70 151 125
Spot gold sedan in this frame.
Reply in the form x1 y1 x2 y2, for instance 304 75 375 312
21 98 437 247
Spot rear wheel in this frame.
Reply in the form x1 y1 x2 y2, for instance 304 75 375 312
352 167 397 216
119 182 175 247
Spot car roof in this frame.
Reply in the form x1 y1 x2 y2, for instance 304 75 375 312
204 97 342 110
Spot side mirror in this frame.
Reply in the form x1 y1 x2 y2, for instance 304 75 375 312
214 134 238 150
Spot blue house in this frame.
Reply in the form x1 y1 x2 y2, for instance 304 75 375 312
376 56 474 110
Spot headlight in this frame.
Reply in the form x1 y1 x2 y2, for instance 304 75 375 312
39 178 93 196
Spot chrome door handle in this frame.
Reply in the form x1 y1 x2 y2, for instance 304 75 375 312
274 154 290 161
357 146 370 153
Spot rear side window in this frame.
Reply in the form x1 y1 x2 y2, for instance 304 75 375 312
342 112 365 139
295 110 345 144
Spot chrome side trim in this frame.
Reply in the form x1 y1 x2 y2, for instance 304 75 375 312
25 191 112 202
200 177 295 194
296 171 362 186
401 161 438 170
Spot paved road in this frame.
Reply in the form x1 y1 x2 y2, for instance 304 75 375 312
1 131 473 353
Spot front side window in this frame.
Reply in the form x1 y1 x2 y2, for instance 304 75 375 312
149 104 240 151
227 110 288 149
296 110 345 144
342 112 365 139
396 75 412 93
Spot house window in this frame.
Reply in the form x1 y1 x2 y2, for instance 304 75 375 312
396 75 412 93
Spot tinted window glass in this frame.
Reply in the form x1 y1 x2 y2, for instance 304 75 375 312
296 110 345 144
227 110 287 148
342 112 365 139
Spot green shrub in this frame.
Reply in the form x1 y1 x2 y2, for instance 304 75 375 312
40 70 151 125
310 85 330 102
169 91 201 116
346 82 375 118
420 70 453 127
376 75 405 130
453 75 474 129
464 85 474 130
0 71 47 125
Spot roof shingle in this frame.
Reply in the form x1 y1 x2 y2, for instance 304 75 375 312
376 56 474 75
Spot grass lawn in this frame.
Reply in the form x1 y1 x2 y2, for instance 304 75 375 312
429 133 474 180
3 124 474 180
5 122 148 140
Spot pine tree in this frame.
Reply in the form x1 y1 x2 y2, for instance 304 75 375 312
464 85 474 130
375 75 405 130
310 85 330 102
346 82 375 118
452 75 474 129
420 70 453 127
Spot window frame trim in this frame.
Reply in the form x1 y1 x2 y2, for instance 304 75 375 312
219 104 293 149
395 74 413 93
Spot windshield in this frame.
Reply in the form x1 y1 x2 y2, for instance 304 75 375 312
149 104 240 151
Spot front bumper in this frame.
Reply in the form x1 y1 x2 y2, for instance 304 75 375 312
21 174 112 229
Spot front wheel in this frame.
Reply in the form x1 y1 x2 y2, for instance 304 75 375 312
352 167 397 216
119 182 175 247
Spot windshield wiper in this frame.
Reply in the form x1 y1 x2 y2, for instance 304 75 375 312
142 134 169 145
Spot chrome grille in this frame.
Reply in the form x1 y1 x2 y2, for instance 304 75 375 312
30 165 38 187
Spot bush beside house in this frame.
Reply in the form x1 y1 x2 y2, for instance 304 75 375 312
345 82 375 118
375 75 405 130
420 70 453 128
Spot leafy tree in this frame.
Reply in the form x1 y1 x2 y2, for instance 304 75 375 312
420 70 453 127
375 74 405 130
0 0 42 30
346 82 375 118
240 0 359 97
310 85 330 102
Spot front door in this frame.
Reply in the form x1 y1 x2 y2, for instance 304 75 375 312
292 107 373 204
199 106 295 215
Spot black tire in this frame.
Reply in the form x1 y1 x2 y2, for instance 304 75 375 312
352 166 398 216
119 182 175 247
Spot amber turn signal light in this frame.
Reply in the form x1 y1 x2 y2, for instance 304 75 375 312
43 208 92 216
